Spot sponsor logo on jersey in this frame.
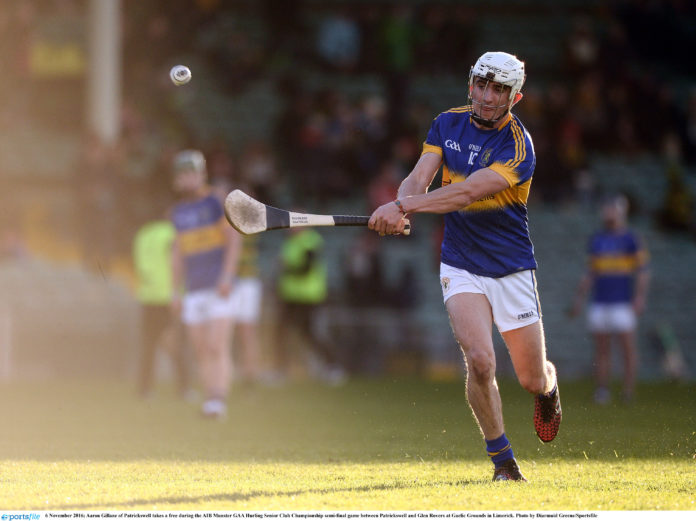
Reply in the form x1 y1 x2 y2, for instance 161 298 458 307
517 310 536 320
445 139 462 152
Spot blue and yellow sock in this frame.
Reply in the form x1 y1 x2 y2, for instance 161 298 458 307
486 433 514 468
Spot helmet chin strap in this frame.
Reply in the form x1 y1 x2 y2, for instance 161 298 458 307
471 102 510 128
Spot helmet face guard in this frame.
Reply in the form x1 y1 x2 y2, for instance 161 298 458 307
468 52 525 128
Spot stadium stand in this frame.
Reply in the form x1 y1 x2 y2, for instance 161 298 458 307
1 0 694 380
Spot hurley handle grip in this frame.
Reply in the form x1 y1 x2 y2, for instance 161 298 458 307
333 215 370 226
333 215 411 236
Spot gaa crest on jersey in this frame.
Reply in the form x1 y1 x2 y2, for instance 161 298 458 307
479 148 493 167
441 277 450 291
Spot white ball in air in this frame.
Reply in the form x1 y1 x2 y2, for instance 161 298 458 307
170 65 192 86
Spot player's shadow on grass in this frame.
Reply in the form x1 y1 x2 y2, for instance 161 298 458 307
33 479 484 510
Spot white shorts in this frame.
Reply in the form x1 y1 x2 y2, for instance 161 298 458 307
440 263 541 333
230 278 262 324
181 288 237 325
587 303 636 333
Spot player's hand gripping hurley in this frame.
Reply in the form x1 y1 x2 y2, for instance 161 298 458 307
224 190 410 236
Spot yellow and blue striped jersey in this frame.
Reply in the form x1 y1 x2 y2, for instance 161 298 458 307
171 191 227 292
424 106 537 277
588 229 648 303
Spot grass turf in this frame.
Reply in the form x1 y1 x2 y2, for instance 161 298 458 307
0 378 694 510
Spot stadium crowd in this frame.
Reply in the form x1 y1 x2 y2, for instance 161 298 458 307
0 0 695 385
120 0 696 225
4 0 695 263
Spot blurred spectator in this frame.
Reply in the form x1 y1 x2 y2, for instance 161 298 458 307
273 228 346 384
379 5 418 136
262 0 305 63
597 20 633 82
198 11 267 95
355 4 383 73
368 158 404 211
563 16 600 80
416 4 449 74
353 94 389 180
315 7 361 72
656 133 694 234
572 73 605 152
569 193 650 404
132 202 191 400
239 140 278 206
343 230 388 307
206 142 237 196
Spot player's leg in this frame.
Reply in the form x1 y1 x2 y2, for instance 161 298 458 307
189 318 233 418
137 304 162 398
593 332 612 403
168 318 193 399
272 300 294 379
441 264 525 481
304 304 345 384
612 304 638 402
186 321 211 390
488 269 560 444
502 320 561 444
237 322 260 382
233 278 263 383
446 292 502 438
617 330 637 402
502 321 556 396
205 316 234 402
447 292 524 481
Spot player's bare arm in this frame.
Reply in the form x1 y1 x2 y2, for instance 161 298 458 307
397 152 443 199
369 160 510 236
400 168 510 214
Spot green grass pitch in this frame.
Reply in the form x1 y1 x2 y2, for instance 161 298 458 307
0 377 694 510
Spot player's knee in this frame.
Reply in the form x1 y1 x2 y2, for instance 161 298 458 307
465 349 496 383
518 373 545 395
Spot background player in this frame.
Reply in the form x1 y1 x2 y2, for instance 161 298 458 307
230 233 263 384
170 150 242 418
132 203 191 400
569 193 650 404
369 51 561 481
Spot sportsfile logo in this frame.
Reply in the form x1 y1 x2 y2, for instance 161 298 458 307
1 514 41 521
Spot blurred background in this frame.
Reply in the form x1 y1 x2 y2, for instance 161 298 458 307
0 0 695 386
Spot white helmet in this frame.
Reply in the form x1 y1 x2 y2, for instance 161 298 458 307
468 51 525 126
173 149 206 174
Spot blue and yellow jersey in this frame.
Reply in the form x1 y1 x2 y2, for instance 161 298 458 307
171 191 228 292
423 106 537 277
588 230 648 304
